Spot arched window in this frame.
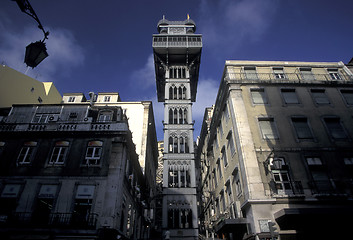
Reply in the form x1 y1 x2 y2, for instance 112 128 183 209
182 68 186 78
173 137 178 153
169 87 173 100
180 137 185 153
173 109 178 124
177 68 182 78
179 109 183 124
169 109 173 124
173 87 177 100
178 87 182 99
185 137 189 153
169 137 173 153
183 109 188 124
182 86 186 99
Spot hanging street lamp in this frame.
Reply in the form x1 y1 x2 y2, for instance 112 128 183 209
13 0 50 68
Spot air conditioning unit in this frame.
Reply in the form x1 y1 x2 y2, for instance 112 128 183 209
48 115 59 122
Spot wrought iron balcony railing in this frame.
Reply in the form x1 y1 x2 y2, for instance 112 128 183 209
152 36 202 48
309 179 353 195
0 212 98 229
226 72 353 84
0 121 128 132
270 180 304 196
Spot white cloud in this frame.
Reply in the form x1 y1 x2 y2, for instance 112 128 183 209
198 0 278 53
193 78 218 119
130 54 155 89
0 20 84 82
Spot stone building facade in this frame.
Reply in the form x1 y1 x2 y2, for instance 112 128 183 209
0 93 158 239
197 60 353 240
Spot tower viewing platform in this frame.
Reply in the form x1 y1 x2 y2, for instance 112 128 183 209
153 16 202 102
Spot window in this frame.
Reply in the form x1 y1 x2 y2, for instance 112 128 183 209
169 107 187 124
272 170 292 195
344 157 353 179
244 67 257 80
169 67 186 79
300 67 315 81
32 184 58 223
219 122 223 138
168 208 192 229
323 117 348 139
0 184 22 218
104 96 111 102
258 117 279 139
221 147 228 167
227 132 236 155
98 111 112 122
168 163 190 188
291 117 314 140
32 114 56 123
73 185 95 226
310 89 330 104
49 141 69 165
233 170 242 196
340 89 353 105
281 88 299 104
306 157 332 193
328 68 341 80
85 141 103 165
273 67 286 79
213 169 217 186
68 97 75 102
17 141 37 164
220 191 226 213
217 159 223 180
250 88 268 104
224 104 229 121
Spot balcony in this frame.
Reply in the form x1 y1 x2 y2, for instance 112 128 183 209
309 179 353 196
0 212 98 229
226 72 353 84
152 36 202 49
0 122 128 132
270 180 304 197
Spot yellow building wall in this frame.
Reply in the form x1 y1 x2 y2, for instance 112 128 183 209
0 65 62 108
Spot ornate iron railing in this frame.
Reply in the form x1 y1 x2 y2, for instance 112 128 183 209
226 72 353 83
0 212 98 229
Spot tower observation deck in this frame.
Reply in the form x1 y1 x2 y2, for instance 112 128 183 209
153 17 202 102
153 16 202 239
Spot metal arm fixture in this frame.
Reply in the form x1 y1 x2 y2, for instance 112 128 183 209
13 0 49 41
13 0 49 68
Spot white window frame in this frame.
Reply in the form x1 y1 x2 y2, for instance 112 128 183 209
85 146 102 165
49 146 68 165
258 117 279 139
273 67 286 79
17 145 36 164
327 68 341 80
250 88 268 104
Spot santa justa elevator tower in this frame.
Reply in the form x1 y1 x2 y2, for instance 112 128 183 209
153 16 202 239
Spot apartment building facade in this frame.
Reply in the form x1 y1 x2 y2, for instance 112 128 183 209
198 60 353 240
0 93 158 239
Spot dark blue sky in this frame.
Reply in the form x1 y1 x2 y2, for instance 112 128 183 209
1 0 352 140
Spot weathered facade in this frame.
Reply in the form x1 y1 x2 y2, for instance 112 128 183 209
198 60 353 240
0 94 157 239
153 17 202 239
